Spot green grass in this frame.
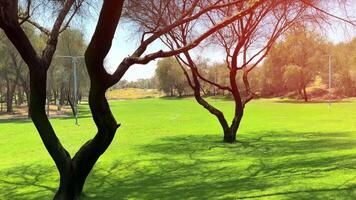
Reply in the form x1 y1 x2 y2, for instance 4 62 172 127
1 98 356 199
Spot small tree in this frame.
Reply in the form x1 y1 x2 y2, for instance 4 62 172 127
282 64 307 100
156 57 189 96
162 1 317 142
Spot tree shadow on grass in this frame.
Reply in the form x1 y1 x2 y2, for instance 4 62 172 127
0 165 57 200
0 118 32 124
2 131 356 199
274 99 352 104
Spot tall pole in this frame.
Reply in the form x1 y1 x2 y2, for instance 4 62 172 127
57 55 83 125
73 58 78 125
328 55 332 107
46 74 50 117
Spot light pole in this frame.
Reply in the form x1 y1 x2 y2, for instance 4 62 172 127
327 55 332 107
57 55 84 125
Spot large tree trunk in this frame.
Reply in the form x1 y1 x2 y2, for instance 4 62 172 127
223 112 243 143
223 128 235 143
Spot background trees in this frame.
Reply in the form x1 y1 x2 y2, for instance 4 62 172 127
155 58 189 97
259 28 356 100
49 29 89 111
261 28 328 101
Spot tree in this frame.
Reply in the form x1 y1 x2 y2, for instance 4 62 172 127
164 1 322 142
131 0 355 143
155 57 189 96
262 27 328 101
259 42 286 97
329 39 356 97
0 0 89 199
282 64 305 98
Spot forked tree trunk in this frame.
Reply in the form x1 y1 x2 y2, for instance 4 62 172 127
0 1 122 199
223 112 243 143
223 128 235 143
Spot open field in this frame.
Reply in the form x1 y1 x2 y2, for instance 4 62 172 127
1 98 356 199
106 88 164 99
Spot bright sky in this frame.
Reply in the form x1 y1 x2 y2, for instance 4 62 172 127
82 10 356 82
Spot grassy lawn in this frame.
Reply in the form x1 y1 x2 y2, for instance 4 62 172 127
1 98 356 199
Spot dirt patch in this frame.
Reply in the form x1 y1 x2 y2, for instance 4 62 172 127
0 105 72 120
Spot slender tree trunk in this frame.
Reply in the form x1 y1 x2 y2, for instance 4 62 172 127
302 86 308 102
0 92 3 112
23 83 30 118
178 90 182 97
17 87 24 105
14 91 18 106
67 94 76 117
6 79 14 113
170 88 174 97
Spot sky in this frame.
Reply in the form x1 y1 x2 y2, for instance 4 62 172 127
82 6 356 82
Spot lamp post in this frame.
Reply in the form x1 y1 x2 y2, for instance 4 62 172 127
57 55 84 125
327 55 332 107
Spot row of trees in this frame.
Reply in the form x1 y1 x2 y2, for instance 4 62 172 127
154 28 356 102
258 27 356 101
0 0 353 199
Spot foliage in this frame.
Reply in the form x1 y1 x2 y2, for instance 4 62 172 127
49 28 89 104
260 28 329 99
155 58 190 97
283 64 303 92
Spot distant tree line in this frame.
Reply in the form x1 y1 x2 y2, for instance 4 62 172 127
256 27 356 101
152 28 356 101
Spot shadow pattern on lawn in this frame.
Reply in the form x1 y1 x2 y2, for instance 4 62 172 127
1 131 356 199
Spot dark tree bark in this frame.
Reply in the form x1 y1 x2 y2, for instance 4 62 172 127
67 94 76 118
0 92 3 112
19 75 30 117
0 0 103 199
302 85 308 102
5 74 18 113
59 83 66 110
5 78 13 113
179 51 243 143
17 86 24 105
